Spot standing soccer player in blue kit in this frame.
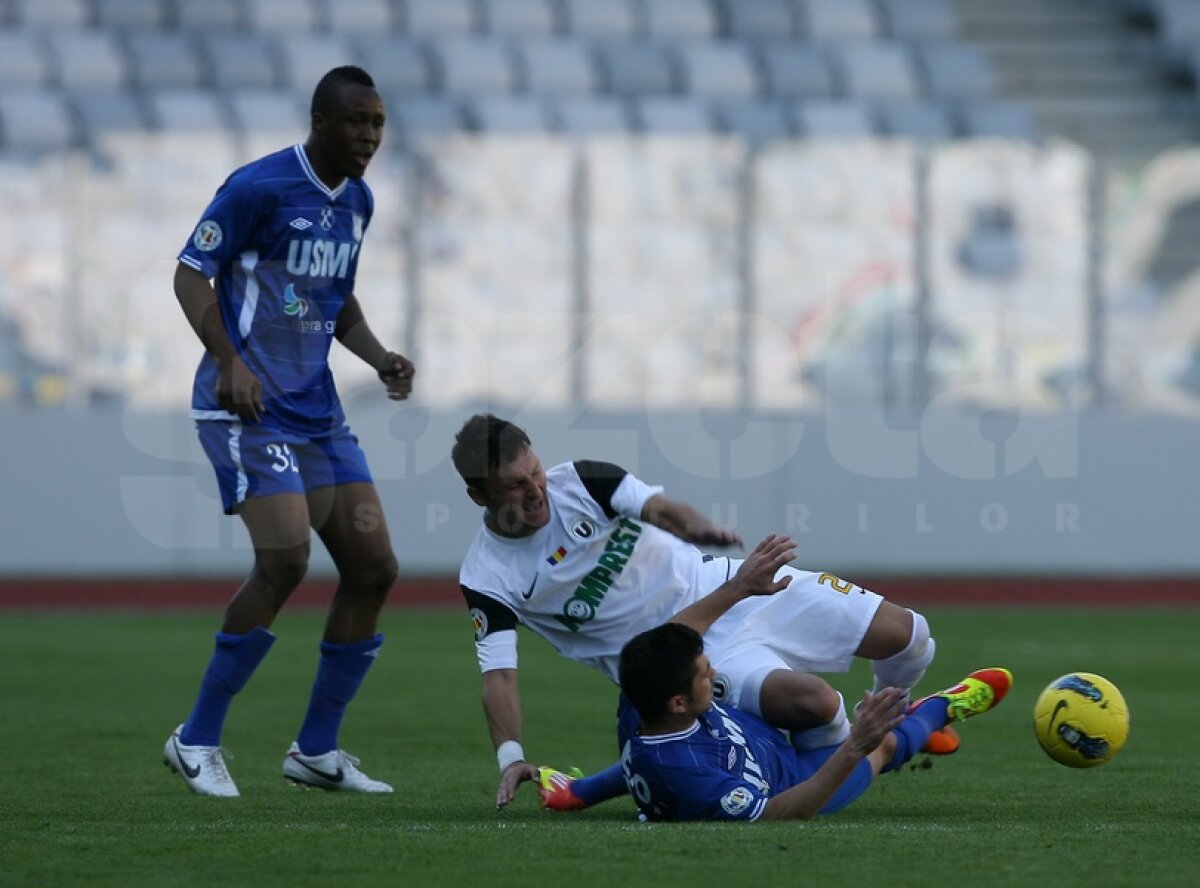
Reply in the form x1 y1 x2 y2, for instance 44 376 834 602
163 66 414 797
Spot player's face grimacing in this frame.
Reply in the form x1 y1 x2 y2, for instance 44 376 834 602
313 84 385 180
481 446 550 538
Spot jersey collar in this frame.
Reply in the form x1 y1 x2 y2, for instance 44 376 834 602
293 144 348 200
638 721 701 745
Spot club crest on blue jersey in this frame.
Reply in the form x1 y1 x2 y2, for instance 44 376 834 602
193 219 222 251
319 206 335 230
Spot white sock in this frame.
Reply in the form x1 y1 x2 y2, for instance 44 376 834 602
790 692 850 751
871 610 935 697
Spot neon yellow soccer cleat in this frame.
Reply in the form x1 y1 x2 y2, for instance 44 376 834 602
537 766 586 812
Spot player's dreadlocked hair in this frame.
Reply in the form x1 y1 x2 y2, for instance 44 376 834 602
311 65 376 117
451 414 534 494
619 623 706 722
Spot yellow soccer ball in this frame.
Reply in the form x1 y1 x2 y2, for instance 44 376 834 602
1033 672 1129 768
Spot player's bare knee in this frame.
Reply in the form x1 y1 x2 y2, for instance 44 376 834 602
761 671 841 727
353 550 399 599
255 544 310 594
856 601 916 659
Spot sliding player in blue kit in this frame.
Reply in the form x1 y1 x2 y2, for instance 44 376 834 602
163 66 414 797
612 625 1011 821
538 622 1011 822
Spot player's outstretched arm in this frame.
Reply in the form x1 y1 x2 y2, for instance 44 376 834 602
483 668 537 809
759 689 907 821
671 534 797 635
174 263 263 421
640 494 745 548
334 293 415 401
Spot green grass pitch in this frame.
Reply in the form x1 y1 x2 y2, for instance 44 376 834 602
2 606 1198 887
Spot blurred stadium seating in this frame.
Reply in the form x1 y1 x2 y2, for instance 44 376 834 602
1 0 1194 154
0 0 1067 149
1 0 1199 414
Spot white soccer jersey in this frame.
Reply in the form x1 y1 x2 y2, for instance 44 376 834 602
460 461 727 681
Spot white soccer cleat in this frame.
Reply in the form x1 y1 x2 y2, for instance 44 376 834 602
282 743 393 793
163 725 240 797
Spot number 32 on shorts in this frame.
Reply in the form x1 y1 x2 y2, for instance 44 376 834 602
817 573 858 595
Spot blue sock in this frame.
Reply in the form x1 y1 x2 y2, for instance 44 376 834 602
296 634 383 756
882 697 950 773
572 762 628 806
180 627 276 746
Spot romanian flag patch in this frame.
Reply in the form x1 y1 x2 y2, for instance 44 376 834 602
546 546 567 566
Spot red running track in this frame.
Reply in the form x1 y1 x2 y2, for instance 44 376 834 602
0 576 1198 610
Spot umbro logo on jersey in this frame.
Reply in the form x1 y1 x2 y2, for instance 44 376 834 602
289 217 312 230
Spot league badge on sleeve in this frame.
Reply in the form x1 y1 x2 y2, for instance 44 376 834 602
720 786 754 817
470 607 488 642
193 219 223 252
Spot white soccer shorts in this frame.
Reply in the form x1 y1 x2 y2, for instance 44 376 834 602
701 559 883 717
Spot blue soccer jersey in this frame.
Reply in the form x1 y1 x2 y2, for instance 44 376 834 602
178 144 373 436
617 697 802 822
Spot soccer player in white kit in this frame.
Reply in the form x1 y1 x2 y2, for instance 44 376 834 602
453 414 942 808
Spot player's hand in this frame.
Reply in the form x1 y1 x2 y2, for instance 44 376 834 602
847 688 907 756
216 355 265 422
377 351 415 401
729 534 797 599
495 761 538 810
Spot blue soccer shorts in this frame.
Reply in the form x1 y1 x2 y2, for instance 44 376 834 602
196 420 374 514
